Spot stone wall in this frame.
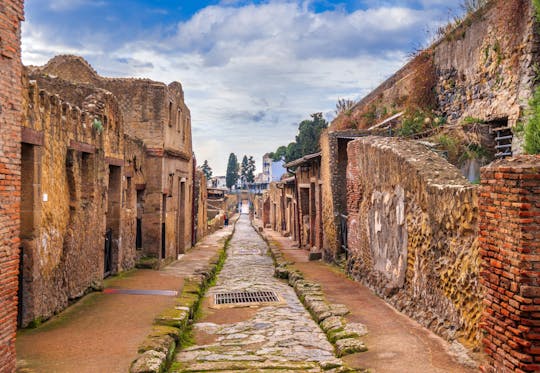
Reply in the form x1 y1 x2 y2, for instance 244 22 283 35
320 129 368 261
35 55 195 260
19 74 132 326
479 156 540 372
346 136 482 349
331 0 537 150
194 169 208 243
0 1 23 371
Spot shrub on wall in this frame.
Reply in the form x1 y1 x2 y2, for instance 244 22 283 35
525 86 540 154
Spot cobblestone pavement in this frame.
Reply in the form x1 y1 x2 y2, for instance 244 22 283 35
173 215 342 372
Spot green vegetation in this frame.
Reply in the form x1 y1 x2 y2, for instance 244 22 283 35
534 0 540 21
200 160 212 179
462 116 485 125
240 155 256 184
92 118 103 134
524 86 540 154
335 98 355 116
397 111 428 137
268 112 328 163
225 153 239 189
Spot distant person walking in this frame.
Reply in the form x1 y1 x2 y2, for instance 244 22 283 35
224 213 229 226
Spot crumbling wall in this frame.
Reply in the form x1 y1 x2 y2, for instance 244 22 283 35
331 0 536 135
0 1 24 371
19 75 127 326
194 169 208 243
36 55 195 261
346 136 482 349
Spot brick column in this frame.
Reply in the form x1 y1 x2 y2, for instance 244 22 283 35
479 156 540 373
0 1 24 372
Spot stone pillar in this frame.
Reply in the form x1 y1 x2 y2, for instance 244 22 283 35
479 156 540 373
0 1 24 372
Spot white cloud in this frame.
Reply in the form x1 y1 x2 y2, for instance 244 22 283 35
22 1 456 174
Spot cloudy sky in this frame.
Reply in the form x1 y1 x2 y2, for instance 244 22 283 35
22 0 464 175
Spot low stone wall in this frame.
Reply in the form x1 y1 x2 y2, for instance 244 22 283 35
479 156 540 372
346 136 481 349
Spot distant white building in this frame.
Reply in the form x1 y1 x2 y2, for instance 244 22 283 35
208 176 227 188
262 153 286 183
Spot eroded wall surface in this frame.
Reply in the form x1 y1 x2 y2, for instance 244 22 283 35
331 0 537 134
346 136 482 349
0 1 23 371
19 74 132 326
35 55 195 260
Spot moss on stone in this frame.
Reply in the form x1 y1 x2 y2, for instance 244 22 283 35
154 308 189 328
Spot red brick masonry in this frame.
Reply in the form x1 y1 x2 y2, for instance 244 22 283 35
0 1 24 372
479 156 540 373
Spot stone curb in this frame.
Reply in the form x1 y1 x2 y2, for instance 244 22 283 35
129 218 238 373
253 222 369 361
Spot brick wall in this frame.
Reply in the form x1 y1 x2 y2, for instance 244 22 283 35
479 156 540 372
0 1 23 372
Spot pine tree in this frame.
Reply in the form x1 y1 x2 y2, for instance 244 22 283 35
247 156 256 183
201 160 212 179
226 153 239 189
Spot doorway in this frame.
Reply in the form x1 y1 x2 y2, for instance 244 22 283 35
19 143 36 326
177 180 186 256
162 195 167 259
105 165 121 277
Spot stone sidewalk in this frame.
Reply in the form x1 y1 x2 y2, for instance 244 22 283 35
173 215 343 372
16 225 234 373
260 226 480 373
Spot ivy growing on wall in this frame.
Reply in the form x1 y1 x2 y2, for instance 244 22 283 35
525 87 540 154
525 0 540 154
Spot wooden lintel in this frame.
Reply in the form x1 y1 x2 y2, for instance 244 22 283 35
105 157 124 167
135 183 146 191
21 127 44 146
69 140 95 154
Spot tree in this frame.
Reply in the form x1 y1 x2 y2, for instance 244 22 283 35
295 112 328 156
335 98 355 115
246 156 256 183
226 153 239 189
240 155 249 187
201 160 212 179
271 146 287 161
268 112 328 164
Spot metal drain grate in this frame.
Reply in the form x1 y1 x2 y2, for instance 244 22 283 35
214 291 280 305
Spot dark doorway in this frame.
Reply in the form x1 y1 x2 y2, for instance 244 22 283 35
136 190 144 250
19 143 36 327
161 195 167 259
105 165 121 277
177 180 185 256
104 228 113 276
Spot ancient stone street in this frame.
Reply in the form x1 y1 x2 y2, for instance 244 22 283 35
173 215 342 372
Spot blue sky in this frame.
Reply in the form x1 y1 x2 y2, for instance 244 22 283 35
22 0 464 175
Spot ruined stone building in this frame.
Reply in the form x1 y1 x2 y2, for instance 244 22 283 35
0 1 24 371
33 55 195 261
9 54 202 330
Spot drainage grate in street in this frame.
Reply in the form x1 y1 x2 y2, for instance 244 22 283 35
214 291 280 305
